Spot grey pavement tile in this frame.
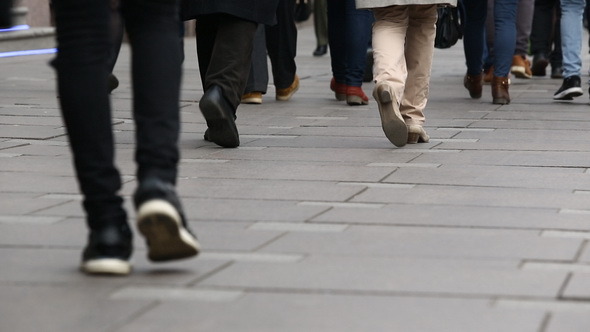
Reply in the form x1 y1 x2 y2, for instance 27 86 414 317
198 146 420 164
0 114 63 126
199 256 567 297
413 149 590 167
0 247 229 286
116 293 545 332
176 177 363 201
381 164 589 190
0 123 65 139
562 273 590 300
0 155 74 174
1 172 78 194
0 142 70 156
438 140 590 152
176 160 394 182
311 204 590 230
546 312 590 332
464 119 590 131
180 197 328 222
0 284 149 332
241 134 404 149
0 192 71 215
259 226 581 261
352 185 590 210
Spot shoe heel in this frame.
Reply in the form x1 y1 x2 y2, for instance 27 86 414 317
335 93 346 101
407 133 419 144
346 95 367 105
379 89 392 103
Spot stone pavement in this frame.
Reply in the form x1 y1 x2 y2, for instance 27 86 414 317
2 23 590 332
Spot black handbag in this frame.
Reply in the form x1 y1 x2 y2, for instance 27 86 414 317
434 5 463 49
294 0 312 23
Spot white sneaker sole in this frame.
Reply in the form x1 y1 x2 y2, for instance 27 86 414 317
81 258 131 275
137 199 200 262
553 87 583 100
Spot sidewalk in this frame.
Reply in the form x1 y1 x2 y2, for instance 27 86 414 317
2 24 590 332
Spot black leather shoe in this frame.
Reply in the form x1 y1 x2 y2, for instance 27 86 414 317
199 85 239 148
81 222 132 275
313 45 327 56
551 66 563 79
531 53 549 76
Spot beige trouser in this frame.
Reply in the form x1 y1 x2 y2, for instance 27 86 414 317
372 5 437 126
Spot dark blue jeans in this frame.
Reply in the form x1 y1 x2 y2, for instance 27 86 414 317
52 0 182 228
327 0 373 86
463 0 518 77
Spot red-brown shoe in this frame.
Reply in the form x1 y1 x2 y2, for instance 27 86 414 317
492 76 510 105
345 85 369 106
330 77 346 101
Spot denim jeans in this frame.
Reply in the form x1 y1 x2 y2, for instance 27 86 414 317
52 0 182 227
463 0 518 77
560 0 585 78
327 0 373 86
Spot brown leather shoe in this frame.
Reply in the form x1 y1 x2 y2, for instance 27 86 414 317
491 76 510 105
464 73 483 99
276 75 299 101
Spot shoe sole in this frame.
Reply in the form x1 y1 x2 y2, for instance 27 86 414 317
276 83 299 101
200 96 240 148
510 66 532 79
374 84 407 147
241 98 262 104
81 258 131 275
137 199 200 262
553 87 583 100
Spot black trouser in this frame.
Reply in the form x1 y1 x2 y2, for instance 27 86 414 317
265 0 297 89
530 0 562 66
52 0 182 228
195 14 258 111
244 0 297 94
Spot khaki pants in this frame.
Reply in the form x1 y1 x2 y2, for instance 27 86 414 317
372 5 437 125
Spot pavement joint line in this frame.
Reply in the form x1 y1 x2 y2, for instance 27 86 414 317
436 128 495 132
541 230 590 239
366 162 440 168
180 158 229 163
521 261 590 272
267 126 294 129
41 193 82 200
7 139 68 146
199 251 304 263
559 209 590 215
431 138 479 142
495 299 590 311
296 116 348 120
575 190 590 194
110 286 244 302
248 221 348 232
397 148 461 153
237 146 267 150
0 215 64 224
240 134 298 139
337 182 415 189
0 153 21 157
298 201 385 209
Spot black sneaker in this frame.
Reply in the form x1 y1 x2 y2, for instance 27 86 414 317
554 75 583 100
81 223 133 275
134 178 200 262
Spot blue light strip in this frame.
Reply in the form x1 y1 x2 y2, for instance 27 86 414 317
0 24 30 32
0 48 57 58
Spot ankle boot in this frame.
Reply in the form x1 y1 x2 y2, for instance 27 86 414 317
491 76 510 105
463 73 483 99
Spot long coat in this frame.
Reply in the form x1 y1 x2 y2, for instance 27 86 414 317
356 0 456 9
181 0 280 26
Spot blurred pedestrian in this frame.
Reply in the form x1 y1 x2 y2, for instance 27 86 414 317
356 0 451 147
553 0 585 100
181 0 280 147
463 0 518 105
327 0 373 106
241 0 300 105
313 0 329 56
52 0 200 275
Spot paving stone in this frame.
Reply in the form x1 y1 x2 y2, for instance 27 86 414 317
546 312 590 332
413 150 590 167
311 204 590 230
561 273 590 300
352 185 590 210
115 293 545 332
0 284 149 332
381 164 588 190
260 226 580 260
